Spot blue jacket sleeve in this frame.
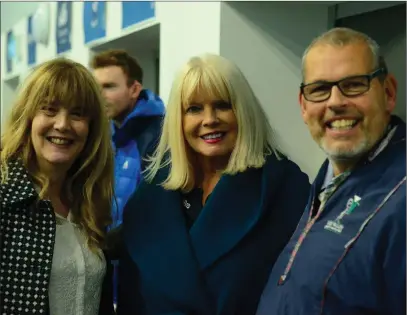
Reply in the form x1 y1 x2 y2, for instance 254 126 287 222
380 194 406 315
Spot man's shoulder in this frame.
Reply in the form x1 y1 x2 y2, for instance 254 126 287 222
136 116 163 158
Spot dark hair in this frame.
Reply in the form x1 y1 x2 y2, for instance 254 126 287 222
90 49 143 85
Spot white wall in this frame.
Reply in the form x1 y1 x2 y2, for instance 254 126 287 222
135 52 158 94
220 2 331 180
156 2 222 104
0 2 39 32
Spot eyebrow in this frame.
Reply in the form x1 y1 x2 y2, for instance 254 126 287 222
101 82 117 87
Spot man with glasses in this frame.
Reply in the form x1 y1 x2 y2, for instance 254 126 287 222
256 27 406 315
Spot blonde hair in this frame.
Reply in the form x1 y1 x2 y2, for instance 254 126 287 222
145 53 280 191
0 58 114 251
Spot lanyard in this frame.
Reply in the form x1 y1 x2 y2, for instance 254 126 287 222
278 171 349 284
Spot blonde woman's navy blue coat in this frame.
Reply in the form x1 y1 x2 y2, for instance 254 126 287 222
256 115 406 315
117 153 310 315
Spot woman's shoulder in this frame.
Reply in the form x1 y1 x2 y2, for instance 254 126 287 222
263 151 310 187
1 159 37 206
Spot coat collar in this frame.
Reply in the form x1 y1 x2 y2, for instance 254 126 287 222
123 154 289 311
124 153 286 271
189 161 271 270
1 159 37 207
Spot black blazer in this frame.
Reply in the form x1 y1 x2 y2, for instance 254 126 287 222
0 159 114 315
117 153 310 315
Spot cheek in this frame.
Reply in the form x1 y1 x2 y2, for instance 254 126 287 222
106 90 125 102
30 119 44 156
304 106 324 125
74 121 90 141
221 111 237 128
182 117 197 137
182 123 193 142
358 95 383 116
31 117 45 141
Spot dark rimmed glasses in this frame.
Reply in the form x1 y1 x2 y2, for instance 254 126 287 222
300 68 387 102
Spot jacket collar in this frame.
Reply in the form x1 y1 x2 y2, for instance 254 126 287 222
1 159 37 207
111 89 165 135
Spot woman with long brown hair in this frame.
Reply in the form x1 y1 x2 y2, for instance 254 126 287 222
0 58 115 315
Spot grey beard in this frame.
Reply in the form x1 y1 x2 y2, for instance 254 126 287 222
320 138 371 162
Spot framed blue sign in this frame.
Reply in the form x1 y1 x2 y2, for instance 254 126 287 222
56 1 72 54
6 31 15 73
122 1 155 29
84 1 106 44
27 15 36 65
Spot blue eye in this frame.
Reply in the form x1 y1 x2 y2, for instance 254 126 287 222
186 105 202 114
214 101 232 110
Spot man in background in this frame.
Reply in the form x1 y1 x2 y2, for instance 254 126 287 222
256 27 405 315
91 49 165 308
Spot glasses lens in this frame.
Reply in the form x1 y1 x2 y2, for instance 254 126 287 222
303 83 332 102
338 76 369 96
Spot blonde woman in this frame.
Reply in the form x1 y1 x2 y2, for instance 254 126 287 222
117 54 310 314
0 58 115 315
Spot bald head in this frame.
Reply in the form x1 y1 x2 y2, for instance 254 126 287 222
301 27 387 82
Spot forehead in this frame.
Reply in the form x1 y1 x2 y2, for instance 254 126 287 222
31 71 99 116
304 43 373 83
93 66 126 83
188 90 222 104
182 82 228 108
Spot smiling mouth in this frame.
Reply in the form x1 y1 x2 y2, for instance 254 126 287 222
46 136 73 145
201 132 225 139
325 119 360 131
201 132 225 143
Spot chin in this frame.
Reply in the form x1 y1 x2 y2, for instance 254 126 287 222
44 155 76 166
321 139 371 161
200 149 233 159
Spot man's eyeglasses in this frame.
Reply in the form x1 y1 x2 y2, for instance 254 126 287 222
300 68 387 102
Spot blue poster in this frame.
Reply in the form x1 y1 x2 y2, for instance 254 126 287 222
84 1 106 44
56 1 72 54
27 15 36 65
6 31 15 73
122 1 155 29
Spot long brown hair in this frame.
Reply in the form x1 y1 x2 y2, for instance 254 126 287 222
1 58 114 251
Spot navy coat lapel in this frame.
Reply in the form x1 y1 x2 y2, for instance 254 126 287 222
123 154 289 310
190 154 282 270
123 170 214 311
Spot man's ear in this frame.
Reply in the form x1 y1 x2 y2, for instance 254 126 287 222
129 80 143 99
383 73 397 113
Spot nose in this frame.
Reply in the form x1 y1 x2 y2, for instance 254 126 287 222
53 111 71 131
326 85 347 111
202 107 219 126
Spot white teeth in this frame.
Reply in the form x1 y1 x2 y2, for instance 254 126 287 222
49 137 70 145
203 133 223 140
330 119 357 130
